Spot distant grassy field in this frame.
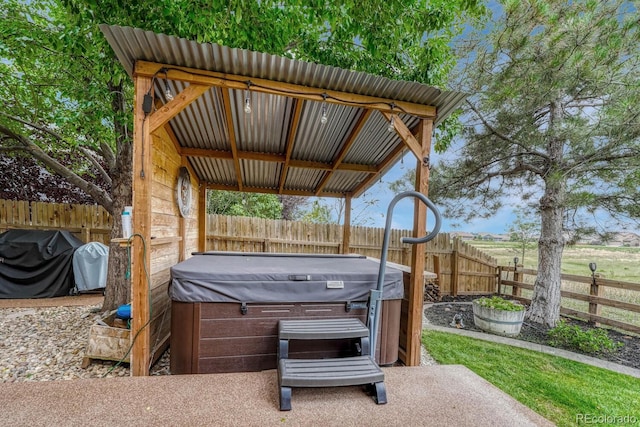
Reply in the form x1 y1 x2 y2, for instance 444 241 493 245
468 241 640 327
468 241 640 282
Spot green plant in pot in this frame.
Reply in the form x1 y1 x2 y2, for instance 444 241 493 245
472 296 526 337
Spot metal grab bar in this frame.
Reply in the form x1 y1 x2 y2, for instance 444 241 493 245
369 191 443 361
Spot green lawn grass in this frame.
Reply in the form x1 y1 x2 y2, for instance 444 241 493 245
422 330 640 427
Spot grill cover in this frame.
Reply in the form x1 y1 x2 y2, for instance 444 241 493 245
170 252 404 303
73 242 109 292
0 229 83 298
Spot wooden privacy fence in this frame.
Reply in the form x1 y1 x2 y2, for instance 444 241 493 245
499 266 640 334
0 199 112 244
0 200 501 296
206 214 499 296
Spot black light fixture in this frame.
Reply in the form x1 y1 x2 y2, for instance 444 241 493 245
589 262 597 273
514 256 519 266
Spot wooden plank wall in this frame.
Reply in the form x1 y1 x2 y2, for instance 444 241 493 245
147 128 199 366
0 199 111 244
1 204 498 298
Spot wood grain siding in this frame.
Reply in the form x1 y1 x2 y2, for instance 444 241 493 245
145 127 200 371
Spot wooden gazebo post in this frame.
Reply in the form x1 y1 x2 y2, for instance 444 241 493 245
342 195 352 254
406 119 433 366
131 74 153 376
198 185 207 253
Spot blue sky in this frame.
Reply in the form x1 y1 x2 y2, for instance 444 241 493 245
345 152 516 234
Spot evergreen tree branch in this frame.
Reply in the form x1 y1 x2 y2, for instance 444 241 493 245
466 100 551 160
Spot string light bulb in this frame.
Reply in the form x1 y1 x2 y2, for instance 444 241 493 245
244 82 252 114
162 68 173 101
320 93 328 125
387 104 396 132
244 94 252 114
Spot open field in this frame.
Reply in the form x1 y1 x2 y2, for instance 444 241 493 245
470 241 640 329
469 241 640 282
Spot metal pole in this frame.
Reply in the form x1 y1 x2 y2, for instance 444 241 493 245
369 191 442 361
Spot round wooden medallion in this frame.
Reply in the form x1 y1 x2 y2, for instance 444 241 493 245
176 167 192 218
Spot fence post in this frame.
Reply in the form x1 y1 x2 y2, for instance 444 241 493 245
497 266 502 294
512 265 522 297
589 273 602 326
451 250 459 297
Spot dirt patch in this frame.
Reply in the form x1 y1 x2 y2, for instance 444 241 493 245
424 296 640 371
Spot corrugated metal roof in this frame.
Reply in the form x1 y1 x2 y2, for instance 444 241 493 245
101 25 467 197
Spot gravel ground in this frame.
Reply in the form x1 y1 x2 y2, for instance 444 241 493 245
424 296 640 370
1 301 433 382
4 296 636 383
0 304 169 383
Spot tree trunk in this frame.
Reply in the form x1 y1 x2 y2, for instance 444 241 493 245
528 183 565 326
102 82 133 312
528 100 566 327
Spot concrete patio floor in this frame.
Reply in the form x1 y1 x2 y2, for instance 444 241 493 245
1 365 552 427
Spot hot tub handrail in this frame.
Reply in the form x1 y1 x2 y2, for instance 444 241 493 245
369 191 442 361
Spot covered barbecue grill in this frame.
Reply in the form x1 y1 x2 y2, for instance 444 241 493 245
0 229 83 299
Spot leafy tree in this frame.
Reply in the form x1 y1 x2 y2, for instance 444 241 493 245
296 197 381 225
207 191 283 219
429 1 640 326
0 0 484 310
297 200 334 224
0 0 134 310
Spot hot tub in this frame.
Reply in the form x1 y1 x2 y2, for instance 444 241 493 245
169 252 403 374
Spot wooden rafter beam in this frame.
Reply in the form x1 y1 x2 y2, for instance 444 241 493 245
135 61 437 119
380 111 423 161
180 147 376 172
148 84 210 133
205 182 344 198
221 88 244 191
279 99 303 192
315 109 372 196
289 159 375 172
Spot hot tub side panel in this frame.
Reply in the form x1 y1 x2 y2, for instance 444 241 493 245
171 300 400 374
